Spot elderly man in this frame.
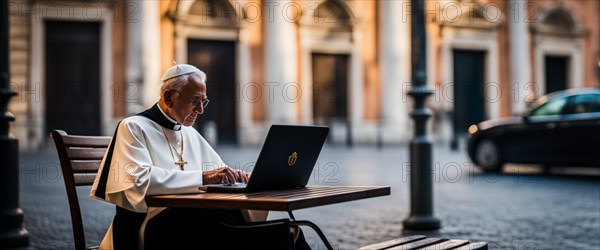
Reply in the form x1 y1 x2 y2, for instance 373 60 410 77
90 64 252 249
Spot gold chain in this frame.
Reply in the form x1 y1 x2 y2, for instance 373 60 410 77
161 127 187 170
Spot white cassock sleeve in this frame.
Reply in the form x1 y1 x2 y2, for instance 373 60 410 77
90 118 218 213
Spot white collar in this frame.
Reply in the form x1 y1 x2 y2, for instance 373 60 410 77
157 104 182 131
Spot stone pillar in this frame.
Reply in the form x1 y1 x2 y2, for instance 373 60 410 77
509 0 531 114
263 1 298 123
379 0 411 144
237 26 254 144
141 0 161 109
126 0 145 114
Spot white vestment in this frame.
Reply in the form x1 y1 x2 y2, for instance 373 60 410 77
90 114 225 249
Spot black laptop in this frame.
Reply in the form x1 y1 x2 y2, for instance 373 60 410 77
199 125 329 193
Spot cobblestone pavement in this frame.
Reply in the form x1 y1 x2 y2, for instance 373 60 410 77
16 144 600 250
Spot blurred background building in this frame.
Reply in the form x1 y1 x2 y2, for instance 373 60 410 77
6 0 600 151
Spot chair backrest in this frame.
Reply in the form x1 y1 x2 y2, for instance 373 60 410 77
50 130 111 250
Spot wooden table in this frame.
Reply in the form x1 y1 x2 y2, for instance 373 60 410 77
146 186 390 250
146 186 391 211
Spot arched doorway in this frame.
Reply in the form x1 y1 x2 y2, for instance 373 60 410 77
171 0 246 145
438 5 503 147
532 6 585 95
300 0 357 145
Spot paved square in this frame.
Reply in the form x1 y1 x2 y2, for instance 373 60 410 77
19 145 600 249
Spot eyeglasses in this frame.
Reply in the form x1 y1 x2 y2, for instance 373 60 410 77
170 90 210 109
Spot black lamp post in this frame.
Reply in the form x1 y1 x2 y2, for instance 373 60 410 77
0 0 29 247
402 0 441 230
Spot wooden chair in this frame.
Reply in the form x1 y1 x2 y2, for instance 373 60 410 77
50 130 111 250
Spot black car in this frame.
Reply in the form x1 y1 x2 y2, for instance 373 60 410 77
467 88 600 172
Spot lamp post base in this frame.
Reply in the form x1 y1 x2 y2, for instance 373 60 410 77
0 220 29 248
403 215 441 230
0 138 29 248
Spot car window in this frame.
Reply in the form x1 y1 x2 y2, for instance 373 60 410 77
530 96 568 116
593 94 600 113
562 94 600 114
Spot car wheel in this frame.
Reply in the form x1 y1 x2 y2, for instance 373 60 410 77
475 139 503 172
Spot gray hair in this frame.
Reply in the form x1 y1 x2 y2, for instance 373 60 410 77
160 71 207 93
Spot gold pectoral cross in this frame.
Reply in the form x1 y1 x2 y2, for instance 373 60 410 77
175 154 188 171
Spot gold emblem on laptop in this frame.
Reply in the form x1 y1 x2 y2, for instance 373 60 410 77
288 152 298 166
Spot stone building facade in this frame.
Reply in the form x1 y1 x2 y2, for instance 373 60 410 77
7 0 599 150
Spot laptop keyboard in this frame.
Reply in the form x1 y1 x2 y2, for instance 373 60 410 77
223 182 245 187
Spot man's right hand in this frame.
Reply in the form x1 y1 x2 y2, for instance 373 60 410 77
202 167 250 184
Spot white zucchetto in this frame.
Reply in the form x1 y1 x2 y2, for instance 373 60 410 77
161 63 201 81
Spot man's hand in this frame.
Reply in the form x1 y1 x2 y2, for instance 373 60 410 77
202 167 250 184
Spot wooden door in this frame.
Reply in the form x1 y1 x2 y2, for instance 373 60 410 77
45 21 101 136
187 40 237 144
453 50 486 135
312 53 349 123
545 55 568 94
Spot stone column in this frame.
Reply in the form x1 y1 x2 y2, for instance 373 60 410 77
126 0 145 114
379 0 411 144
237 26 254 144
141 0 161 109
263 1 298 123
509 0 531 114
